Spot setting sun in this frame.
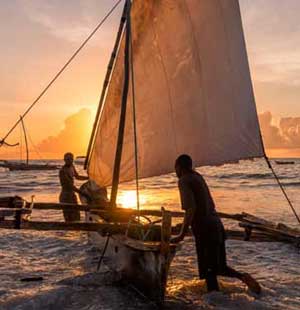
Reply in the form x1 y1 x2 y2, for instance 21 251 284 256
118 190 147 209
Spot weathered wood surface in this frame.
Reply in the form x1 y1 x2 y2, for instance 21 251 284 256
1 197 299 246
20 202 247 222
0 208 31 217
238 212 300 247
0 217 278 243
241 212 300 237
0 196 25 208
160 209 172 255
0 220 160 234
0 199 253 222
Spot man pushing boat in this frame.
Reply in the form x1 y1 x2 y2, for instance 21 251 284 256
171 154 261 294
59 152 89 222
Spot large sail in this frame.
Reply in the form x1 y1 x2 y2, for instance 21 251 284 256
88 0 264 187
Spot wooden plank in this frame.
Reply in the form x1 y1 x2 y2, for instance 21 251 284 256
113 235 169 251
0 197 25 208
0 220 161 233
159 209 172 305
160 209 172 253
33 202 95 211
241 212 276 227
32 202 247 221
239 222 299 244
0 218 289 244
0 208 31 217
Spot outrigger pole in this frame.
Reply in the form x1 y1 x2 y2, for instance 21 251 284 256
110 0 132 207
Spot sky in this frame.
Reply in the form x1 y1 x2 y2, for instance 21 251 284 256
0 0 300 159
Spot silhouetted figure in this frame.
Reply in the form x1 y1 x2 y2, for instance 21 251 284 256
59 152 88 222
171 154 261 294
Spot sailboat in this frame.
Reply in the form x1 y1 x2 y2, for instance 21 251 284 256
1 0 300 306
0 117 58 171
83 0 265 304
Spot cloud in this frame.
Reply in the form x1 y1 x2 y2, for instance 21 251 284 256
280 117 300 148
37 108 92 157
240 0 300 86
259 111 300 149
20 0 123 43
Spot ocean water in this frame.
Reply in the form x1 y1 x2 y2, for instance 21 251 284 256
0 158 300 309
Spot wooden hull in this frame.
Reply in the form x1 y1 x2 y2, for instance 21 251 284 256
86 212 176 305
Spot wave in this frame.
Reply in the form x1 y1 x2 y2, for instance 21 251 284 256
217 172 299 181
218 172 273 179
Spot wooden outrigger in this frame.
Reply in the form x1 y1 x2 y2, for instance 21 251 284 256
0 196 299 304
1 196 299 246
1 189 299 293
1 0 300 307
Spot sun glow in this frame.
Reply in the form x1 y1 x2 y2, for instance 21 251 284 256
118 190 147 209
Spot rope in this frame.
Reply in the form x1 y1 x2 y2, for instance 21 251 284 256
0 140 19 147
26 130 43 160
19 122 23 162
265 156 300 225
97 234 110 271
256 98 300 225
128 284 160 308
20 116 29 164
0 0 123 147
129 17 140 218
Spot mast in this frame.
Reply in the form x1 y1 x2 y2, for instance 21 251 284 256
84 2 128 169
20 116 29 165
110 0 131 207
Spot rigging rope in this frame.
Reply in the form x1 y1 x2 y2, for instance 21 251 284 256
265 156 300 225
0 0 123 147
0 140 19 147
26 130 44 161
258 113 300 225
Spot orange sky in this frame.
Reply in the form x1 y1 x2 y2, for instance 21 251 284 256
1 1 300 159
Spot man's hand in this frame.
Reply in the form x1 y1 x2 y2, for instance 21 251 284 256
170 234 185 244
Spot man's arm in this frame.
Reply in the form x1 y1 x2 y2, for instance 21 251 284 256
73 166 89 181
171 208 194 243
171 178 196 243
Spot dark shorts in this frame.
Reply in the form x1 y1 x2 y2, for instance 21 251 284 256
59 191 80 222
192 216 227 279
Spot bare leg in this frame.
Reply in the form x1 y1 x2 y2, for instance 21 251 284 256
223 266 261 294
205 271 220 292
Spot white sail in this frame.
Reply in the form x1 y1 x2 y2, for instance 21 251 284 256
88 0 264 187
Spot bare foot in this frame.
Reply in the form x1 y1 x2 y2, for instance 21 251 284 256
240 273 261 294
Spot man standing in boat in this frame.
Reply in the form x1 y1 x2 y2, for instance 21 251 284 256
171 154 261 294
59 152 88 222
